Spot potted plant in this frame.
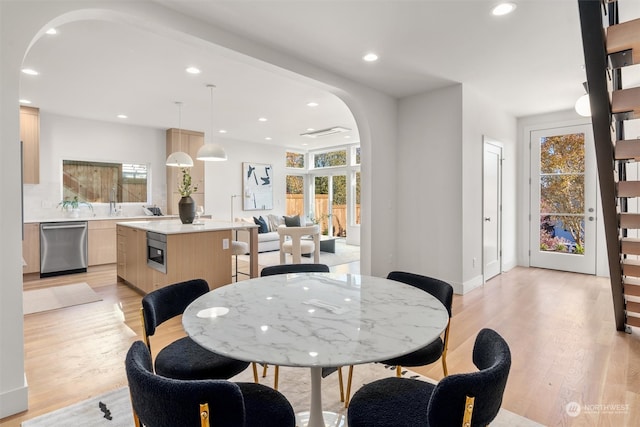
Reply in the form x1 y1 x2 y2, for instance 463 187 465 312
177 168 198 224
58 196 93 218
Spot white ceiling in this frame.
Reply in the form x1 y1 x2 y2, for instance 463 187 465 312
19 0 640 150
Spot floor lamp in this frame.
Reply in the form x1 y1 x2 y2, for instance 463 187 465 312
230 193 250 222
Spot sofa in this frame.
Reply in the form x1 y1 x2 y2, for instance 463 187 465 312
236 214 312 253
235 214 284 253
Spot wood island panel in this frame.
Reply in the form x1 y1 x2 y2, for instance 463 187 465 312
117 226 232 293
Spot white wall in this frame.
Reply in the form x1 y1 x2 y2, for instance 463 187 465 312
462 86 518 291
396 85 464 287
202 138 289 221
395 84 518 295
24 113 167 221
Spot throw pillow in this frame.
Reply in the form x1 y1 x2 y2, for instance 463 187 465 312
267 213 283 232
253 216 269 233
283 214 301 227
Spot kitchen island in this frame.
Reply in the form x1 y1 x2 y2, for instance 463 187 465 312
116 219 258 294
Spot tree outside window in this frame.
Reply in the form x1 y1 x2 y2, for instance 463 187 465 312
539 133 585 254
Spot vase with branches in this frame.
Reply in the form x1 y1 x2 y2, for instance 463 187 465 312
177 168 197 224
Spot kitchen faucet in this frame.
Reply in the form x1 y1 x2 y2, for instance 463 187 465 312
109 187 117 216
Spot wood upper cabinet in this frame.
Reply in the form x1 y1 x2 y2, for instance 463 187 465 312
166 128 205 215
20 106 40 184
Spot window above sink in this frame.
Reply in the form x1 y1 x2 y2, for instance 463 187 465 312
62 159 149 204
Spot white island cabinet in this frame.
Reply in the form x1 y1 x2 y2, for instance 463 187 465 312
116 219 258 293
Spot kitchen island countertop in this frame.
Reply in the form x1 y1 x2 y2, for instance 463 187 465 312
116 219 258 235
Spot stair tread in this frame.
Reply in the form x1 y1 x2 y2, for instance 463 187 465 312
627 316 640 328
623 276 640 285
607 18 640 62
612 87 640 117
615 140 640 160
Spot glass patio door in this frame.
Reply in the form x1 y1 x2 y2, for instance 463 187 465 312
529 124 597 274
313 174 347 237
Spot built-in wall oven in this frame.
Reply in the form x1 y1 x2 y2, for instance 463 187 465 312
146 231 167 273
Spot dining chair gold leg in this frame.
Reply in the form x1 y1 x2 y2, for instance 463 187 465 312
442 356 448 377
262 364 268 377
252 362 259 383
396 365 402 377
274 365 280 390
200 402 210 427
344 365 354 408
338 367 345 402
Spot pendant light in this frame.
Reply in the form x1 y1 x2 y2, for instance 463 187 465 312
166 101 194 167
574 81 591 117
197 84 228 161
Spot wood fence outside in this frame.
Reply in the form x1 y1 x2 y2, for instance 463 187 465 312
286 194 360 237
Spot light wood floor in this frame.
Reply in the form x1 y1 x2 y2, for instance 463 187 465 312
2 265 639 426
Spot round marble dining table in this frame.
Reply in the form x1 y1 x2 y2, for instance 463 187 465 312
183 272 449 427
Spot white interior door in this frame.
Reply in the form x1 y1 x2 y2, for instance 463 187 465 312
483 140 502 281
529 124 596 274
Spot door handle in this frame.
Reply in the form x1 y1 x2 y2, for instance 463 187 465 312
484 217 491 222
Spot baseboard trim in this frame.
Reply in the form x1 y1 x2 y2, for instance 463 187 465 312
0 374 28 418
452 275 484 295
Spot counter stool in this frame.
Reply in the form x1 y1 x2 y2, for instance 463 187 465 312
232 240 250 282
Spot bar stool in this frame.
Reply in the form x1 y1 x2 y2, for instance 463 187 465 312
232 240 249 282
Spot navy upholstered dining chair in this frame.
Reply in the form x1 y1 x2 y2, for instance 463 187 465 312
347 328 512 427
260 263 330 276
126 340 296 427
140 279 257 382
344 271 454 406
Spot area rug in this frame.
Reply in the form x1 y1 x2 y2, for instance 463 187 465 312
238 239 360 269
23 282 102 315
21 363 542 426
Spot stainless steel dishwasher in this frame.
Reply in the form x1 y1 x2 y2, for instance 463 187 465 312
40 221 88 277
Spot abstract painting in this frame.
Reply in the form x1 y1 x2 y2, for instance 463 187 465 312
243 162 273 210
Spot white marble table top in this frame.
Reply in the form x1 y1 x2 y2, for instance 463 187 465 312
183 272 449 368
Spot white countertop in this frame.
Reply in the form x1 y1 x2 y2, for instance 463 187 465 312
117 218 258 234
24 215 176 224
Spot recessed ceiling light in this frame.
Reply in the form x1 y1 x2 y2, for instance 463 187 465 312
258 117 268 122
45 28 57 35
307 102 319 107
363 53 379 62
117 114 128 119
492 2 516 16
185 66 201 74
307 128 314 132
21 68 39 76
344 135 351 139
302 143 309 146
19 99 32 104
218 129 227 134
265 137 272 141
